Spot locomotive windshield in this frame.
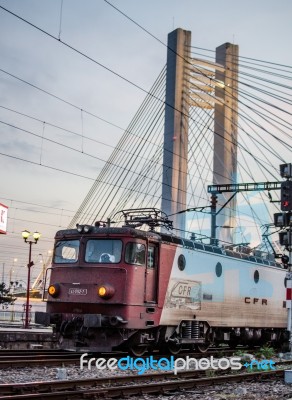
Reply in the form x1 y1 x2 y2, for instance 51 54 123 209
54 240 79 263
85 239 122 263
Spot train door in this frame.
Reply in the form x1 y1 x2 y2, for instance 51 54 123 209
144 244 158 303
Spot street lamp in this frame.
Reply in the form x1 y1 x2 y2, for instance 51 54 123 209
21 230 41 329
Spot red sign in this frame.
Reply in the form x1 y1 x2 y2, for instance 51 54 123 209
0 203 8 234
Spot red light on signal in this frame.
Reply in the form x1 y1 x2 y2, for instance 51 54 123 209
281 181 292 211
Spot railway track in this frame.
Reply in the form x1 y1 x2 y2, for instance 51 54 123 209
0 350 83 368
0 367 287 399
1 349 290 399
0 346 275 369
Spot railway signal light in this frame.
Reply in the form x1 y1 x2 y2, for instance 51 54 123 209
280 163 292 179
274 213 285 227
281 181 292 211
211 195 218 208
274 212 292 227
279 230 292 247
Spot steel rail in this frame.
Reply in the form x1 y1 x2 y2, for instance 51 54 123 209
0 357 81 369
0 366 287 398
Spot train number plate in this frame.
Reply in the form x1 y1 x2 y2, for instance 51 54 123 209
68 288 87 295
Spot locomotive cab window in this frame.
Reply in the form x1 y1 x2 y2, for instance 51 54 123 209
54 240 79 263
125 243 146 265
85 239 122 263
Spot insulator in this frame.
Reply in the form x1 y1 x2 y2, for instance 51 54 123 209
191 321 200 339
182 321 192 338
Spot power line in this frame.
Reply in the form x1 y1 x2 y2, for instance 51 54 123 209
0 151 96 181
190 45 292 70
2 72 272 210
0 4 260 145
0 9 288 180
0 104 163 164
0 68 124 132
0 6 153 97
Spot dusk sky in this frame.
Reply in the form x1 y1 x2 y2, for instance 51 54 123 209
0 0 291 284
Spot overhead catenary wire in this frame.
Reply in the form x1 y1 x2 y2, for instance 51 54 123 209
1 4 290 164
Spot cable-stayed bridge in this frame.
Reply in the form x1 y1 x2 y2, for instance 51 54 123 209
68 28 291 251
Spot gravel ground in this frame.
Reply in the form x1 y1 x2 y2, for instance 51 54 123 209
1 364 292 399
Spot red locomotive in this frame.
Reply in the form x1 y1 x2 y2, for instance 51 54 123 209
36 209 289 355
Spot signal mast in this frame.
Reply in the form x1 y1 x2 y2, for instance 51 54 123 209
274 163 292 349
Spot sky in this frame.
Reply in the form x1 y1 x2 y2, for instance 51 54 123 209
0 0 291 285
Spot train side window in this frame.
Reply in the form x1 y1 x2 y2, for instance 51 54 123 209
147 246 156 269
125 243 146 266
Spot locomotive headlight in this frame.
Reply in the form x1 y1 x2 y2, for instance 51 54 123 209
97 283 115 299
48 283 60 298
98 286 106 296
76 224 92 233
76 224 83 233
83 225 91 233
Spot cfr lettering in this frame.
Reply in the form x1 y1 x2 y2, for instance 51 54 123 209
244 297 267 305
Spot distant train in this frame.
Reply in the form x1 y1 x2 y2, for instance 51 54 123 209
35 209 289 355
